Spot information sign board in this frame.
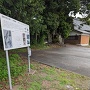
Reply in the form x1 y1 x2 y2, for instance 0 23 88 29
0 14 30 50
0 13 31 90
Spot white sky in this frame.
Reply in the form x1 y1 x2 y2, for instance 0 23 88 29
69 11 88 18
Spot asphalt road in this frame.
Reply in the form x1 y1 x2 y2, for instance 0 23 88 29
31 45 90 77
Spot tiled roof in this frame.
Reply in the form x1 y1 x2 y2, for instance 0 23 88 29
73 19 90 34
75 29 90 34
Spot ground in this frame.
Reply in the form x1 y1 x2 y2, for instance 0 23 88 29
1 44 90 90
13 60 90 90
1 56 90 90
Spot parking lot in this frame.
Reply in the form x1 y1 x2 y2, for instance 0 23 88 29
31 45 90 77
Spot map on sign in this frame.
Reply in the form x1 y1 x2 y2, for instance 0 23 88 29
4 30 12 48
0 14 30 50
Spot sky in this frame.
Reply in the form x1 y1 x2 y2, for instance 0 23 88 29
69 4 89 19
69 11 89 18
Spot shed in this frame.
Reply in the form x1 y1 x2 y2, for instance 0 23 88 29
65 19 90 46
65 29 90 46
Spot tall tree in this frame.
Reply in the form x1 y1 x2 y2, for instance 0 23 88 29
78 0 90 24
0 0 82 47
56 0 80 38
25 0 47 44
43 0 59 42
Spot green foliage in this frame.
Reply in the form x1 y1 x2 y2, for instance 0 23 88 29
59 21 72 38
0 0 81 45
68 0 80 13
38 35 46 45
10 54 26 77
11 48 27 53
87 3 90 10
78 1 90 25
30 43 49 50
0 57 7 80
0 53 26 81
86 19 90 25
84 3 90 25
44 12 59 33
26 0 47 44
44 0 77 40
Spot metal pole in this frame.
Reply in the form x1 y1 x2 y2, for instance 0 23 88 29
27 47 30 73
6 50 12 90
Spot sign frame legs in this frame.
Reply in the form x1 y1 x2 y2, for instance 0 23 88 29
6 50 12 90
27 47 31 73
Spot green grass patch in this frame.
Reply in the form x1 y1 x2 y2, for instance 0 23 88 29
44 75 55 81
0 51 26 81
28 81 41 90
26 62 90 90
10 48 27 53
30 44 49 50
41 66 57 75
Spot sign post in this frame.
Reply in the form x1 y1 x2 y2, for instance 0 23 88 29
0 13 31 90
27 47 31 73
6 50 12 90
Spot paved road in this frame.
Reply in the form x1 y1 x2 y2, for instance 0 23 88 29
31 45 90 77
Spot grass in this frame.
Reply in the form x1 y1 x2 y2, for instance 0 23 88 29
0 53 26 81
30 44 49 50
0 49 27 90
18 61 90 90
28 81 41 90
10 48 27 53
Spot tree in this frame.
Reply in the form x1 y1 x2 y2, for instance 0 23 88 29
57 12 72 39
78 0 90 24
55 0 80 39
85 1 90 25
25 0 47 44
0 0 47 46
0 0 82 47
43 0 60 42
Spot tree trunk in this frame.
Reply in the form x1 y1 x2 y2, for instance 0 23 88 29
58 35 62 44
35 32 37 43
48 33 52 43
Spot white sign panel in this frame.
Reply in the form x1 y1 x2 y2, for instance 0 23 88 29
0 14 30 50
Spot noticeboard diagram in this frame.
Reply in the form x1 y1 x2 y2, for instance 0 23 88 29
0 14 30 50
4 30 13 48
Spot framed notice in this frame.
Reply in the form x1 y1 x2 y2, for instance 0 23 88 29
0 14 30 50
